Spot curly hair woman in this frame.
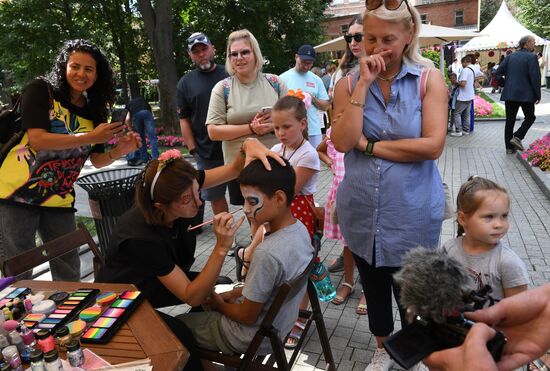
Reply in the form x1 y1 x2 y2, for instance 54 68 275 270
0 39 139 281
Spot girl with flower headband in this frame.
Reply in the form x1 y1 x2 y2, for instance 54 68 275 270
234 90 320 349
96 138 284 371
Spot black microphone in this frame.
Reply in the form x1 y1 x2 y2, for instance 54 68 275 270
382 247 506 369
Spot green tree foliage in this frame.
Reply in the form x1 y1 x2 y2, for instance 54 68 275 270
480 0 501 30
174 0 331 75
516 0 550 39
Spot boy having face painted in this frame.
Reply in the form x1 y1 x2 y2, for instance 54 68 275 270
178 157 314 358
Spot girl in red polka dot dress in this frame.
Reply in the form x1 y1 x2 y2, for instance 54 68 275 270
270 92 320 240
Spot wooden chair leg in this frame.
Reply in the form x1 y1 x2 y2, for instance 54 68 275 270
307 280 336 371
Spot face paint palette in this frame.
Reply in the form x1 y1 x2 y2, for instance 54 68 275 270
81 290 143 344
34 288 99 333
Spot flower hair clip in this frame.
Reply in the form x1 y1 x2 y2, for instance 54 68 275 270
150 149 183 201
287 89 312 109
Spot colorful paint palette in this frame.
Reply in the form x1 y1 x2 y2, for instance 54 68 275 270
95 292 117 306
67 320 86 337
81 290 143 344
35 288 99 333
79 306 102 322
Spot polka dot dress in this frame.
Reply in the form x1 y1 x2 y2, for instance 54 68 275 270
290 194 315 240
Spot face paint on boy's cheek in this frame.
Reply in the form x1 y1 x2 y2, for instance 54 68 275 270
243 194 264 221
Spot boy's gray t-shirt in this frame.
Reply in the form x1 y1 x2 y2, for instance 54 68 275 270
441 236 529 300
221 220 313 353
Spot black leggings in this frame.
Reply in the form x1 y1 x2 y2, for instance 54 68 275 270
352 252 407 337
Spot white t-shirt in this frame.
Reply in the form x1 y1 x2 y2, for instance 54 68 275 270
457 66 476 102
271 140 320 195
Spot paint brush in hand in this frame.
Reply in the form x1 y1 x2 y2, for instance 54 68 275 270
187 207 244 231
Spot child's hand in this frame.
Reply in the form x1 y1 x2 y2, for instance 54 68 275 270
213 212 245 253
206 291 226 310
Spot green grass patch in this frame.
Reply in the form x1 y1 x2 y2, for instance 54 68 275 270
76 216 97 237
476 91 506 118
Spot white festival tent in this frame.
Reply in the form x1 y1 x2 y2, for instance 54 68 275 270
456 1 549 59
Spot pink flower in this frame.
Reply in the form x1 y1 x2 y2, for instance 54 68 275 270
158 149 182 162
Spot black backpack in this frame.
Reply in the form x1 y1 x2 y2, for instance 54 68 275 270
0 79 52 166
0 99 23 166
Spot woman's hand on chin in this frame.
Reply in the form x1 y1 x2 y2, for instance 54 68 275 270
242 138 286 170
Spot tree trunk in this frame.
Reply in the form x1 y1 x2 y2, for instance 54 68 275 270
137 0 178 135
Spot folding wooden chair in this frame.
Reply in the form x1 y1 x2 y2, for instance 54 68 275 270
0 222 104 279
197 233 336 371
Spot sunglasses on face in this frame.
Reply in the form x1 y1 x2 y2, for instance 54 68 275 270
366 0 413 15
344 33 364 43
229 49 252 59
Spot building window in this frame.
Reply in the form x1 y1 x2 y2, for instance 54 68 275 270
455 10 464 26
340 24 349 34
420 14 428 23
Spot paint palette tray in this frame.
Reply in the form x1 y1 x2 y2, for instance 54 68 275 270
81 290 143 344
26 288 99 332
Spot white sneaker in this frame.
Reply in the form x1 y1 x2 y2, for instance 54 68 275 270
365 348 394 371
462 131 470 136
409 361 429 371
450 132 463 137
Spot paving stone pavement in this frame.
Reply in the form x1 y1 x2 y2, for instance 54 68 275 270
73 88 550 370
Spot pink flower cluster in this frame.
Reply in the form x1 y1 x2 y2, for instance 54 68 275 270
521 132 550 171
473 96 493 117
157 135 185 147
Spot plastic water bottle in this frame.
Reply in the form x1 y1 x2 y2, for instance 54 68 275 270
310 257 336 302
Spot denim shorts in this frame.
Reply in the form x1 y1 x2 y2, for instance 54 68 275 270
194 155 227 201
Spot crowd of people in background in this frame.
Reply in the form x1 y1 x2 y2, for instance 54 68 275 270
1 2 549 370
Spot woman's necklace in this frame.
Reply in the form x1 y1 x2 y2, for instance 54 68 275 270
376 71 400 82
282 138 305 161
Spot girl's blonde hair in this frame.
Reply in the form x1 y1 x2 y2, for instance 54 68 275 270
363 3 433 69
456 176 508 237
225 29 264 76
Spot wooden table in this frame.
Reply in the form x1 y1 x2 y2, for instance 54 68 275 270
16 280 189 370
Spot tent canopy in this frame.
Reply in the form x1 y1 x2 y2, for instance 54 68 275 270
457 1 548 52
314 24 481 53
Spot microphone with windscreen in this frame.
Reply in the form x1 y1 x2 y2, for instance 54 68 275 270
382 247 507 369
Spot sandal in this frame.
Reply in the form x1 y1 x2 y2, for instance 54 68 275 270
234 245 250 282
284 320 306 349
356 290 368 315
331 282 354 305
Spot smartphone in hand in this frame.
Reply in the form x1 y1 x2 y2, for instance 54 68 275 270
260 106 272 114
110 108 128 124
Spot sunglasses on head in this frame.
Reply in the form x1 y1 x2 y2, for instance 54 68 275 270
344 33 364 43
366 0 412 13
229 49 252 58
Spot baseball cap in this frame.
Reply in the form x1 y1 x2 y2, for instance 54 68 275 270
187 32 211 51
297 44 316 62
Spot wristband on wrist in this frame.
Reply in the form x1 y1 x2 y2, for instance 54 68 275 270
248 123 255 134
363 138 378 157
349 98 365 108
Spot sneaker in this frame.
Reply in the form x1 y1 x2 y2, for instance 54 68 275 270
506 149 517 155
462 131 470 136
328 255 344 273
409 362 429 371
365 348 394 371
510 136 524 151
450 132 463 137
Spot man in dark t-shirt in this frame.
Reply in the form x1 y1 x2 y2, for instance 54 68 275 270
125 96 158 165
177 32 228 216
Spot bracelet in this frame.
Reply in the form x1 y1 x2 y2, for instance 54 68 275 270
349 98 365 108
248 123 255 134
364 138 379 157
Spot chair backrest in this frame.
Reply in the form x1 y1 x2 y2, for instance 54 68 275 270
0 223 104 278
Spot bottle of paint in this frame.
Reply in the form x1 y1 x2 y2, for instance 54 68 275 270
2 345 23 371
35 330 55 354
30 349 46 371
66 340 85 367
43 349 63 371
8 331 25 354
19 323 36 347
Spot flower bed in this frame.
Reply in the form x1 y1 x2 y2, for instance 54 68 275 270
522 132 550 171
474 95 493 116
108 127 185 148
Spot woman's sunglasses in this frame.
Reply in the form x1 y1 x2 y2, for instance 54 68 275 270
344 33 364 43
366 0 412 14
229 49 252 59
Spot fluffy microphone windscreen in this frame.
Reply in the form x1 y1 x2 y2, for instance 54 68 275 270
394 247 471 324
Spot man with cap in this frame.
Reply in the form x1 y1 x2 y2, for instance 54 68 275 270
280 44 330 149
177 32 229 218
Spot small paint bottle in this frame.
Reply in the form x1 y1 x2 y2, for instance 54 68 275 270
43 349 63 371
2 345 23 371
2 308 11 321
54 326 72 350
35 330 55 354
66 340 85 367
19 323 36 347
8 330 25 354
29 349 46 371
24 299 33 312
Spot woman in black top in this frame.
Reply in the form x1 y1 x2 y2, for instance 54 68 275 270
0 39 138 281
